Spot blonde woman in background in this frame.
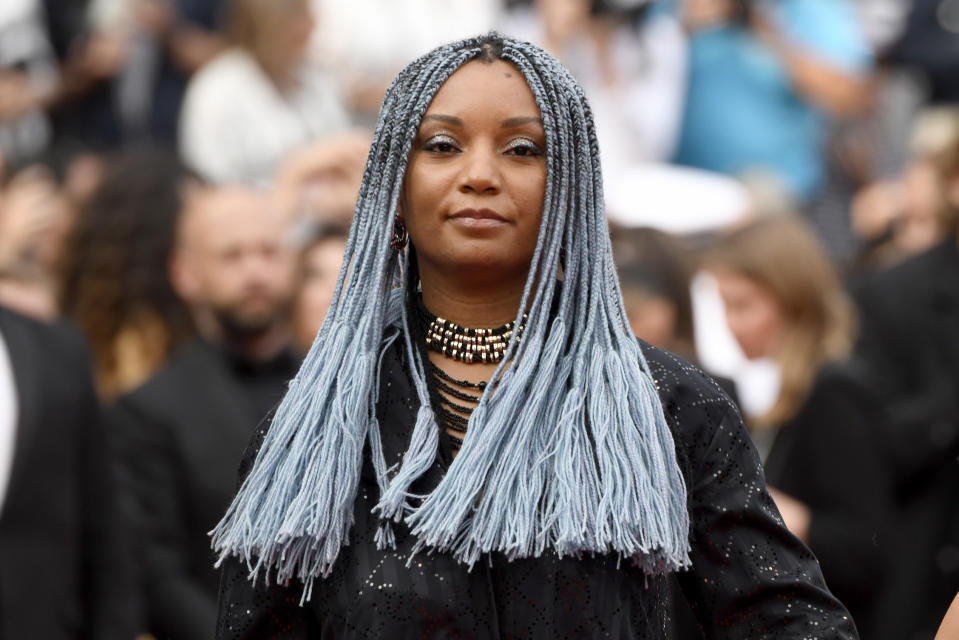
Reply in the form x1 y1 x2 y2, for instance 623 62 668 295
179 0 350 186
707 214 888 637
851 107 959 270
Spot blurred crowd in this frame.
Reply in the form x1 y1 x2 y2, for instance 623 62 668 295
0 0 958 638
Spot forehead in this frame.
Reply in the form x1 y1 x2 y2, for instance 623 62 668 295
185 189 281 249
424 59 540 120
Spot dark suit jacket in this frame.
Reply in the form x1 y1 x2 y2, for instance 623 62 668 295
852 239 959 639
111 338 298 640
0 307 135 639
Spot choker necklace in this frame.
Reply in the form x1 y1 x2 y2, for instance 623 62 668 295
416 296 527 364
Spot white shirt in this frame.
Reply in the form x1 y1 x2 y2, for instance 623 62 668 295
179 49 351 187
690 270 781 422
0 329 19 515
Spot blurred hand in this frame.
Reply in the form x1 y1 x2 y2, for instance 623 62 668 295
274 131 373 225
767 486 811 542
75 33 128 80
0 72 41 121
851 180 904 241
167 26 226 73
131 0 175 36
0 167 72 275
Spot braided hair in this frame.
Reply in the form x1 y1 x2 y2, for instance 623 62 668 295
211 33 690 596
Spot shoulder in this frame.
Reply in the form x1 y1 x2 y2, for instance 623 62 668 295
188 49 257 89
182 50 265 114
115 339 209 414
779 0 872 71
0 309 92 374
796 361 879 426
856 240 955 303
641 341 737 415
639 340 740 444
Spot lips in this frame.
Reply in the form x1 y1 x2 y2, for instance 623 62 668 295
450 208 507 222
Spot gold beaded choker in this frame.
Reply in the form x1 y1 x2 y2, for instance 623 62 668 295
416 296 527 364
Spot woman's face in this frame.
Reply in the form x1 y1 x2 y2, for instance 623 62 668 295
713 268 784 360
260 0 315 73
402 59 547 284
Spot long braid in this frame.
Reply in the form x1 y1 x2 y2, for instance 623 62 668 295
210 33 690 595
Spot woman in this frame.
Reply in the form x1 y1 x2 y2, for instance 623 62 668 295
212 34 857 638
59 149 195 399
178 0 350 186
851 107 959 272
707 215 887 636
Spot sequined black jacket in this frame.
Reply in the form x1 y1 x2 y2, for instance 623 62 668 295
215 341 859 639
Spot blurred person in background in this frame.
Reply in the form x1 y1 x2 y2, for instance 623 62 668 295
309 0 502 124
179 0 350 186
291 220 347 354
81 0 229 144
886 0 959 106
707 215 887 636
851 106 959 272
0 0 59 166
672 0 874 204
110 185 300 639
0 305 137 639
612 225 740 406
59 148 196 401
853 174 959 640
611 226 697 359
0 162 74 320
503 0 687 182
39 0 227 151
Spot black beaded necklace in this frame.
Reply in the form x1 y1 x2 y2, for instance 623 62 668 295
413 294 516 454
415 295 527 364
428 361 486 451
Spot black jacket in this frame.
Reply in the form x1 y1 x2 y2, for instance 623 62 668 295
215 341 857 639
852 239 959 639
764 365 887 638
0 307 135 639
110 338 299 640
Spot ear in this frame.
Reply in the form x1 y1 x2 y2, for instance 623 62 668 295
169 248 200 305
947 171 959 211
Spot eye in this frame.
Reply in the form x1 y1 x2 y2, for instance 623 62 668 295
422 134 460 154
504 137 544 157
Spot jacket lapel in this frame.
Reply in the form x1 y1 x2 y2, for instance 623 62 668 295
0 309 45 523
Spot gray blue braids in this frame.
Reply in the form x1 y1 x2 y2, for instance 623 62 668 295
210 33 691 596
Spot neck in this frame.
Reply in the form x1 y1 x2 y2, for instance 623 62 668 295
418 265 528 328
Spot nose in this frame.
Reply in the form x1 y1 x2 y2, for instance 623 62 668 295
458 144 501 195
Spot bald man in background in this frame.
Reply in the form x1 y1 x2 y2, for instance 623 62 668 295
110 186 301 640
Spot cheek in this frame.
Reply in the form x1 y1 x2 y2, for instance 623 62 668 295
513 174 546 241
738 305 781 356
402 166 442 236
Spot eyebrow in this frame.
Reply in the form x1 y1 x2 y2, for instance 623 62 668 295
501 116 543 128
421 114 543 128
